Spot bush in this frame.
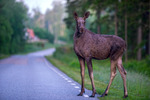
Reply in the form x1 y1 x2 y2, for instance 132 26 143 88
0 1 28 54
34 27 54 43
0 16 13 54
58 36 68 42
124 57 150 77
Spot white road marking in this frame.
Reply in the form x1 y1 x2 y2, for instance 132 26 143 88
83 94 89 98
74 86 79 89
64 78 68 80
60 75 63 77
62 76 66 79
67 80 72 82
71 83 76 85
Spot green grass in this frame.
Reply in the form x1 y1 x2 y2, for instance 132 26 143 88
46 46 150 100
124 58 150 77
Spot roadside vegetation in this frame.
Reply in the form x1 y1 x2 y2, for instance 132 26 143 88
0 42 55 59
17 42 54 54
46 46 150 100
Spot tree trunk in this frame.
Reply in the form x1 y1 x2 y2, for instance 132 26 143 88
97 25 100 34
54 23 58 44
114 4 118 36
149 2 150 55
97 8 101 34
148 32 150 55
125 12 128 62
137 18 142 60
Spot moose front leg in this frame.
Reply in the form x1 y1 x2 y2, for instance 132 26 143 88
77 56 85 96
86 58 96 97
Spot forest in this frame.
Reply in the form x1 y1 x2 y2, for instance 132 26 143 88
64 0 150 61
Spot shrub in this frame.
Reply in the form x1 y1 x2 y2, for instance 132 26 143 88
34 27 54 43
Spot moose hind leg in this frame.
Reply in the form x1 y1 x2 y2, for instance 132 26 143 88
117 57 128 98
101 60 117 97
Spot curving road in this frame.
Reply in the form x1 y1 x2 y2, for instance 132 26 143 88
0 48 99 100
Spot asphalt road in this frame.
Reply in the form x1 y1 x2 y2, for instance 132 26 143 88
0 48 99 100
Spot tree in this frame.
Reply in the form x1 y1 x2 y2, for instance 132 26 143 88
137 15 142 60
45 1 65 43
114 3 118 36
0 0 28 54
34 27 54 43
32 8 45 28
0 16 13 54
90 0 102 34
149 3 150 55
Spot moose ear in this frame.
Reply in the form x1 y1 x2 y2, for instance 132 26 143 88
84 11 90 20
74 12 78 20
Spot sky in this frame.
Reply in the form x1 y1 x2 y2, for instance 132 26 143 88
20 0 66 14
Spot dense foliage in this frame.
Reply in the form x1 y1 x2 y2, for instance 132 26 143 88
33 27 54 43
0 0 28 54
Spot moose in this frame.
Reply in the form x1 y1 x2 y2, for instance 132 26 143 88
73 11 128 98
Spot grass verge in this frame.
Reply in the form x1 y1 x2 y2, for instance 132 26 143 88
0 54 9 60
46 46 150 100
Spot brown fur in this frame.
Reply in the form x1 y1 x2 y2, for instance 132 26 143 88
73 11 128 98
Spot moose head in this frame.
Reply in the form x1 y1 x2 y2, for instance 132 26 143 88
74 11 90 33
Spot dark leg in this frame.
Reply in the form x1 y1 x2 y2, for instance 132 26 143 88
117 57 128 98
86 58 96 97
101 60 117 97
77 56 85 96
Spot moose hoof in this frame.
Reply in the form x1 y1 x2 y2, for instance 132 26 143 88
90 92 96 97
123 95 128 98
100 93 107 97
90 95 95 97
77 93 83 96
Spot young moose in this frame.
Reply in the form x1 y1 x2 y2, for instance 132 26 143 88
73 11 128 98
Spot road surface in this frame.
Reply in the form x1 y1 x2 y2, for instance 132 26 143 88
0 48 99 100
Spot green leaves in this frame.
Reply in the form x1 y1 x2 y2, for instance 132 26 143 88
0 16 13 54
0 0 28 54
65 0 149 60
34 27 54 43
